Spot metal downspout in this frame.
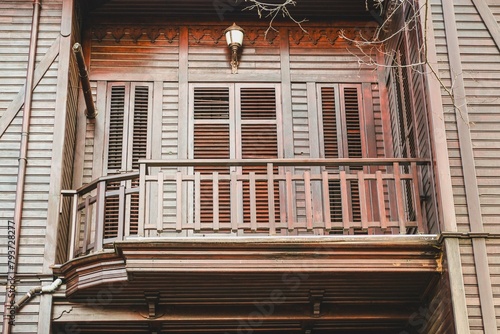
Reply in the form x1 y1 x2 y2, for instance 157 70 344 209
2 0 42 333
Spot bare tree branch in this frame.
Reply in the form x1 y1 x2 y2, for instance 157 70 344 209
240 0 308 36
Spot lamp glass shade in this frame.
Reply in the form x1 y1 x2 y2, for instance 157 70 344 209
224 23 244 47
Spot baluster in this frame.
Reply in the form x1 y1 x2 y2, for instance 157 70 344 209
267 163 276 235
322 170 332 231
411 162 424 233
304 171 313 231
393 162 406 234
250 172 257 232
376 171 387 230
138 164 146 237
194 172 201 232
286 171 294 231
231 171 238 232
213 172 219 231
157 171 164 233
82 196 92 254
358 171 368 230
176 171 183 232
117 185 125 240
68 193 78 260
94 181 105 252
340 171 350 232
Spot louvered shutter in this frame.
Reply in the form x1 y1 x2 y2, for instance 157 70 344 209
104 84 128 239
320 84 363 225
128 84 151 234
239 87 280 229
104 83 151 239
193 87 231 227
388 45 417 222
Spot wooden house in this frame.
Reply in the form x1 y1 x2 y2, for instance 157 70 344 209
0 0 499 333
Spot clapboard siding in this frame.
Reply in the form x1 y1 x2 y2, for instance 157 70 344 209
82 82 98 185
432 0 484 330
161 82 179 158
431 1 471 231
0 1 61 274
289 47 377 82
0 1 62 333
455 0 500 236
291 83 309 158
189 44 281 77
89 30 179 80
0 2 32 117
486 239 500 329
18 70 60 279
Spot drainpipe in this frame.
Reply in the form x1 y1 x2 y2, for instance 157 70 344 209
13 278 63 312
2 0 41 333
72 43 97 119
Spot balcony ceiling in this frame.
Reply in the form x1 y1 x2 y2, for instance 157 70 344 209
53 237 442 333
82 0 382 22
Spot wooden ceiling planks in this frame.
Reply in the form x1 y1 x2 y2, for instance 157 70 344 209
81 0 380 22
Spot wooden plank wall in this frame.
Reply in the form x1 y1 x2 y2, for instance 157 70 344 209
0 0 63 332
432 0 500 331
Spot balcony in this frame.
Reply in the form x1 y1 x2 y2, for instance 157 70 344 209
61 158 437 261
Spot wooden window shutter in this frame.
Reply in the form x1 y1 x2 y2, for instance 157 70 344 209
106 85 127 173
239 87 280 228
320 84 364 225
193 87 231 226
104 83 152 239
390 47 417 221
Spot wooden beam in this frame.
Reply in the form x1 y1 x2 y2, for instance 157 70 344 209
0 35 60 138
471 0 500 52
52 303 420 323
441 0 496 332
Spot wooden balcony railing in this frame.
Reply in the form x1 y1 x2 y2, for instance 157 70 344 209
61 158 435 261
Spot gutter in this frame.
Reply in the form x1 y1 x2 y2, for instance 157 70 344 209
2 0 42 333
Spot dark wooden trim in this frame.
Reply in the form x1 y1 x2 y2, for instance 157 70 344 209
471 0 500 52
441 0 496 332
